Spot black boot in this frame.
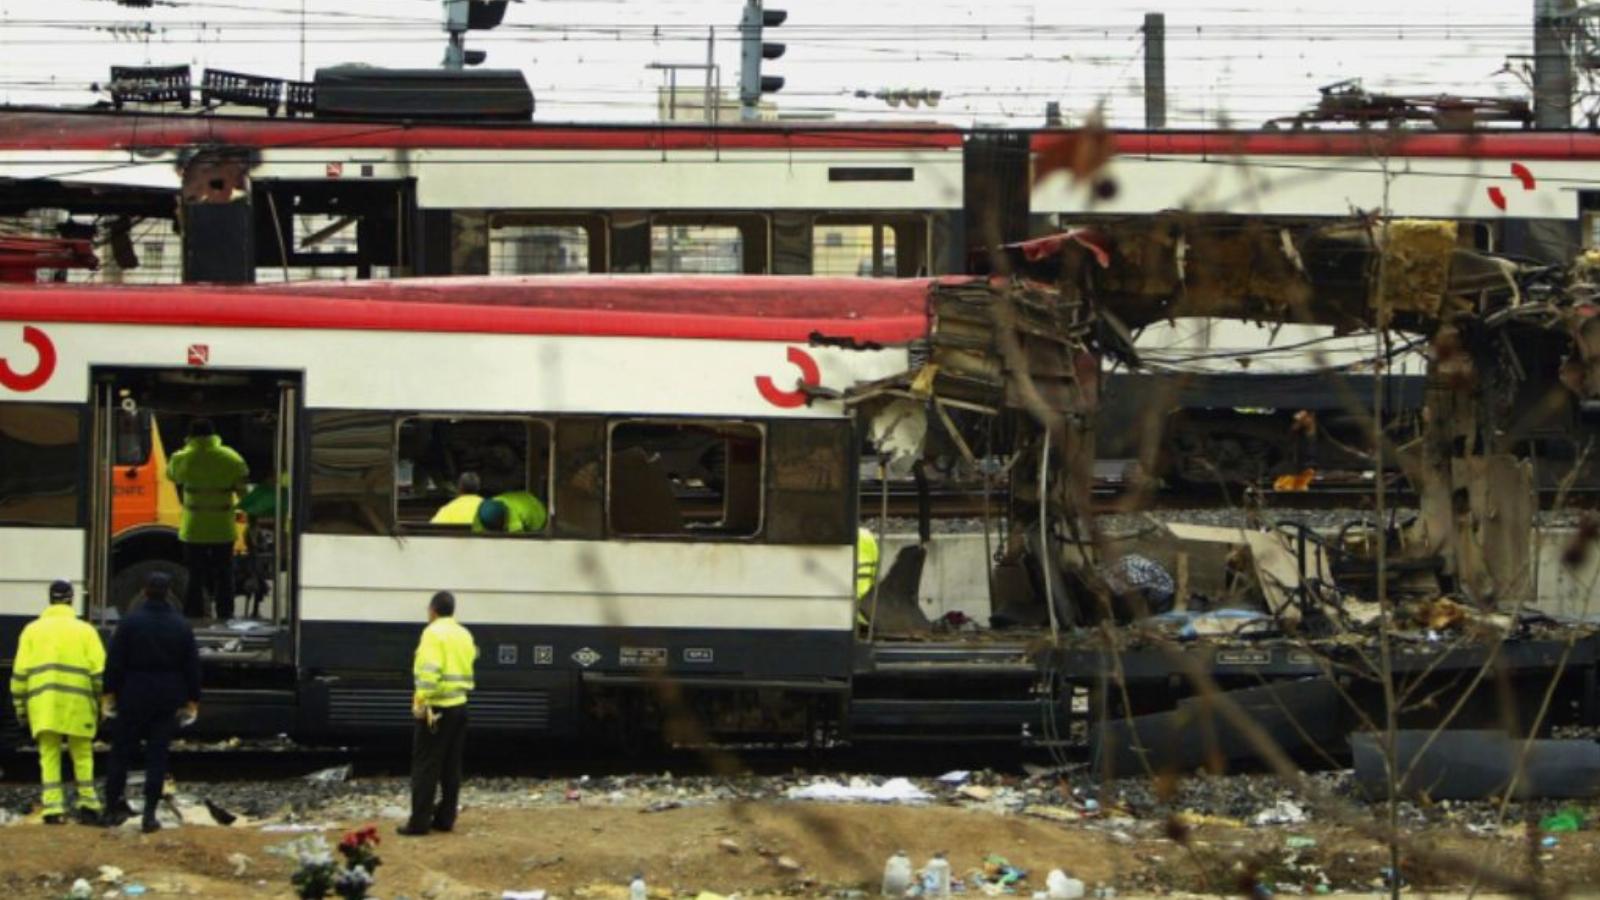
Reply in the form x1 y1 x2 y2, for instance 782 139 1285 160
102 801 134 827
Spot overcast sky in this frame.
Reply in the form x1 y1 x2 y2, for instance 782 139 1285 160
0 1 1539 126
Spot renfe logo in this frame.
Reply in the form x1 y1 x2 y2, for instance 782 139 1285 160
1487 162 1537 211
755 346 821 408
0 325 57 392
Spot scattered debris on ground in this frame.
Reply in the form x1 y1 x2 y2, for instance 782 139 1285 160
3 766 1600 897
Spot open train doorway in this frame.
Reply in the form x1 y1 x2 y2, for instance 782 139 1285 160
86 366 301 669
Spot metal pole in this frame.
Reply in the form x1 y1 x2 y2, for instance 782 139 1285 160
705 26 716 125
1039 430 1060 641
1142 12 1166 129
1534 0 1576 128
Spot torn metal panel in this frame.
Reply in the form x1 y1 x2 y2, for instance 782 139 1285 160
869 545 934 636
1373 219 1457 324
1453 454 1536 607
1353 730 1600 801
1011 213 1526 332
1091 678 1345 777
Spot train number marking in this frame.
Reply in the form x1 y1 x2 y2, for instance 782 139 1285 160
684 648 714 664
620 646 667 668
533 645 554 665
187 344 210 367
1215 650 1270 667
0 325 57 393
497 644 518 665
754 346 821 409
571 647 601 668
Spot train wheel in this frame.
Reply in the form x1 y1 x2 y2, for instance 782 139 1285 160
109 559 189 614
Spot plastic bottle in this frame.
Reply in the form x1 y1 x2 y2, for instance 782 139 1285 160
629 874 647 900
1047 869 1086 900
882 851 913 896
924 853 952 898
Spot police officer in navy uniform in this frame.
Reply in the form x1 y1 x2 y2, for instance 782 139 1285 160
102 572 201 832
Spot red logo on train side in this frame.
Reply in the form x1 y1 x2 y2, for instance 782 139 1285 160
0 325 56 392
755 347 821 409
1487 162 1537 211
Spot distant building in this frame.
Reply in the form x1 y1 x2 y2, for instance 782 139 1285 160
656 87 774 124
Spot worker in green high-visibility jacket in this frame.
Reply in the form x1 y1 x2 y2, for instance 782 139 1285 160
167 419 248 621
471 490 548 534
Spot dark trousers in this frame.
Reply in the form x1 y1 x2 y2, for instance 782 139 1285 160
183 542 235 620
103 705 178 821
408 706 468 831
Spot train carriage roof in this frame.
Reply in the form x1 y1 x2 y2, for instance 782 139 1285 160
0 275 945 344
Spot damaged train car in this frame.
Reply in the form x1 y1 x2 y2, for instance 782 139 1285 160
0 225 1596 764
848 213 1600 769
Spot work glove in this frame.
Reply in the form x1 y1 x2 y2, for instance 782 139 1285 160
411 697 427 721
100 696 116 720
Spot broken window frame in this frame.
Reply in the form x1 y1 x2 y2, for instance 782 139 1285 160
604 417 766 541
393 414 555 536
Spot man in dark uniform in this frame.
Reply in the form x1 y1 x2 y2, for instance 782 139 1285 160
102 572 201 833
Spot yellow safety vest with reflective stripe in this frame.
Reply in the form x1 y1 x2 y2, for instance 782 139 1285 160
167 435 249 544
856 528 880 601
412 617 477 709
429 494 483 526
9 605 106 738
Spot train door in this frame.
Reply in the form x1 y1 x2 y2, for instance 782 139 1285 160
87 367 303 682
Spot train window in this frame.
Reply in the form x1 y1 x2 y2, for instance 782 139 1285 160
812 224 897 277
488 213 608 274
114 407 152 466
812 216 930 276
650 214 770 274
607 420 763 539
489 225 589 274
307 410 396 536
395 417 551 533
0 404 83 527
651 224 743 274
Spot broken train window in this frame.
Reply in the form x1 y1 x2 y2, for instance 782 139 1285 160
395 416 551 531
607 420 763 538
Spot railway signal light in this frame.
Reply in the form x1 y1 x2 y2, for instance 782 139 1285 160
443 0 514 69
738 0 786 120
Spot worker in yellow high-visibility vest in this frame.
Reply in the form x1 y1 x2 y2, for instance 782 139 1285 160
398 591 477 837
855 527 880 628
8 580 105 825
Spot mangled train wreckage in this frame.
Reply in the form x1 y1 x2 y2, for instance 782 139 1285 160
850 213 1600 768
0 215 1597 765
